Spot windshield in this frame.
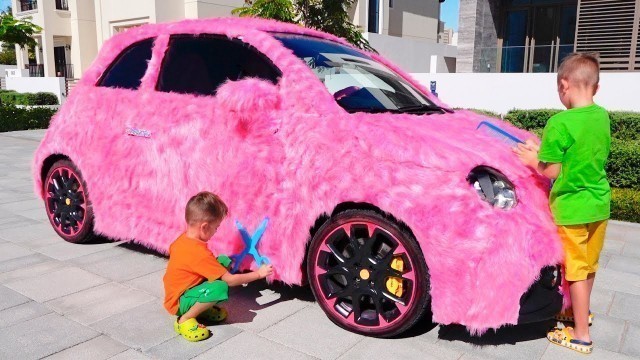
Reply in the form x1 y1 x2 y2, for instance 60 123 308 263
274 34 441 114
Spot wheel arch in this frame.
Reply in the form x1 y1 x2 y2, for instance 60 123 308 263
39 154 71 196
300 201 421 284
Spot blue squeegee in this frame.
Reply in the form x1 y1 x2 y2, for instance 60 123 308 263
476 121 524 147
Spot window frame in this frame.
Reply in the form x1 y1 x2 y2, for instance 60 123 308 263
96 37 156 90
154 34 283 95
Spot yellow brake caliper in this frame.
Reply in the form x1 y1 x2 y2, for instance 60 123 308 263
385 257 404 297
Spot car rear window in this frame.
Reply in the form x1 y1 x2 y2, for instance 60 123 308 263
98 38 155 90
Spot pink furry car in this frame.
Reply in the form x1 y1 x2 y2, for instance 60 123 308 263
33 18 564 337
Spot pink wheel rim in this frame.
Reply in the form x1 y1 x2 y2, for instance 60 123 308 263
44 166 87 237
313 220 418 331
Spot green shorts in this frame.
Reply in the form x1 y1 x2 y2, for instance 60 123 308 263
177 255 231 316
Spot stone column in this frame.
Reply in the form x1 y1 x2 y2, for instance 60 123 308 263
14 44 30 71
41 31 56 77
457 0 501 73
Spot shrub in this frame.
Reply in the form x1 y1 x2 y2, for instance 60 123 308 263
0 91 30 105
0 91 58 105
28 92 59 105
0 104 56 132
459 108 502 119
609 112 640 141
608 140 640 189
504 109 640 141
611 188 640 223
503 109 561 130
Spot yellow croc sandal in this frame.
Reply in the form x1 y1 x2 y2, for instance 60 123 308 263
555 309 594 326
547 327 593 354
198 305 227 323
177 318 210 342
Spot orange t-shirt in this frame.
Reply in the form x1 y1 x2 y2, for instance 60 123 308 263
163 233 228 315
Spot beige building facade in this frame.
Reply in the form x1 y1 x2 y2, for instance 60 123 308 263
13 0 446 78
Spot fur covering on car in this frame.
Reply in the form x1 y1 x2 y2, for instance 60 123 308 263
33 18 565 334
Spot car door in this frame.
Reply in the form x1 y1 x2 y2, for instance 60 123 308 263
68 37 158 242
142 34 287 255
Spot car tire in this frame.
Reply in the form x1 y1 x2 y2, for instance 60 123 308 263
307 209 431 337
43 159 96 243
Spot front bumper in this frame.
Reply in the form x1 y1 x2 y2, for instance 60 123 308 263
518 265 563 324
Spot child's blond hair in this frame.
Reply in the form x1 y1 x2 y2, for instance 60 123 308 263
185 191 228 225
557 53 600 93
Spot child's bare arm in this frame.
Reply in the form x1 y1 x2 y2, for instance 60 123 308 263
513 139 562 180
537 162 561 180
220 264 273 287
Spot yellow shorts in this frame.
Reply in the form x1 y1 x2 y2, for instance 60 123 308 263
558 220 608 282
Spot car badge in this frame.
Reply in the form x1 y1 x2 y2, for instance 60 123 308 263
125 127 151 138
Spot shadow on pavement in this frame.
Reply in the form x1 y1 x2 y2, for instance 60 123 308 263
211 280 314 325
437 319 556 345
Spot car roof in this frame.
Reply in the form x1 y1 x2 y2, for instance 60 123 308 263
115 17 350 47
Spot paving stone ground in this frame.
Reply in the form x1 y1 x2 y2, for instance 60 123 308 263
0 130 638 360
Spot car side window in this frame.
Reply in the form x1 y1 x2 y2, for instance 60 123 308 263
98 38 155 90
157 35 281 96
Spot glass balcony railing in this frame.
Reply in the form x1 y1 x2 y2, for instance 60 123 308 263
478 45 575 73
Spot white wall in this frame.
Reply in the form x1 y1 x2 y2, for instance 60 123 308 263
411 73 640 114
6 77 67 104
0 65 17 75
368 32 457 73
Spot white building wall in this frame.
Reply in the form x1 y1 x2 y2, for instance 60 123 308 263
367 32 457 73
95 0 156 46
411 73 640 114
6 76 66 103
70 0 98 76
184 0 245 18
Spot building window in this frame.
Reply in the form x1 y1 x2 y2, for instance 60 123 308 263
499 2 577 73
368 0 380 33
98 38 155 90
19 0 37 12
389 0 394 9
56 0 69 11
157 35 280 96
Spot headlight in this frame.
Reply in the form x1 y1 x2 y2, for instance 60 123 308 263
467 167 518 210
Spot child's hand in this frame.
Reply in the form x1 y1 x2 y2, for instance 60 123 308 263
257 264 273 279
523 139 540 152
513 138 540 168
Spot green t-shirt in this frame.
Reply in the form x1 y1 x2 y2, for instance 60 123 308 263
538 103 611 225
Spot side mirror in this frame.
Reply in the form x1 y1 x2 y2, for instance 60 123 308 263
216 78 281 114
216 79 281 137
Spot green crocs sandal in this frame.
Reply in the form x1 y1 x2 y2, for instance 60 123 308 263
555 309 594 326
176 318 210 342
547 327 593 354
198 305 227 323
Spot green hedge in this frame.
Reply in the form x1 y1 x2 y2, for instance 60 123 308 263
0 105 56 132
503 109 640 141
612 188 640 223
608 140 640 189
0 91 59 106
610 112 640 141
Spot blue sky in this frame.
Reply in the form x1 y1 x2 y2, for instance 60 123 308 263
441 0 460 31
1 0 10 11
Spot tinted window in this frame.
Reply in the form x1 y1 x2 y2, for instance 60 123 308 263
157 35 281 96
99 38 155 89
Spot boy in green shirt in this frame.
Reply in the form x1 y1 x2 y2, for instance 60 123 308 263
514 53 610 355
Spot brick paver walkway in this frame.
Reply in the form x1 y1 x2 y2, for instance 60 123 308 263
1 130 638 359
